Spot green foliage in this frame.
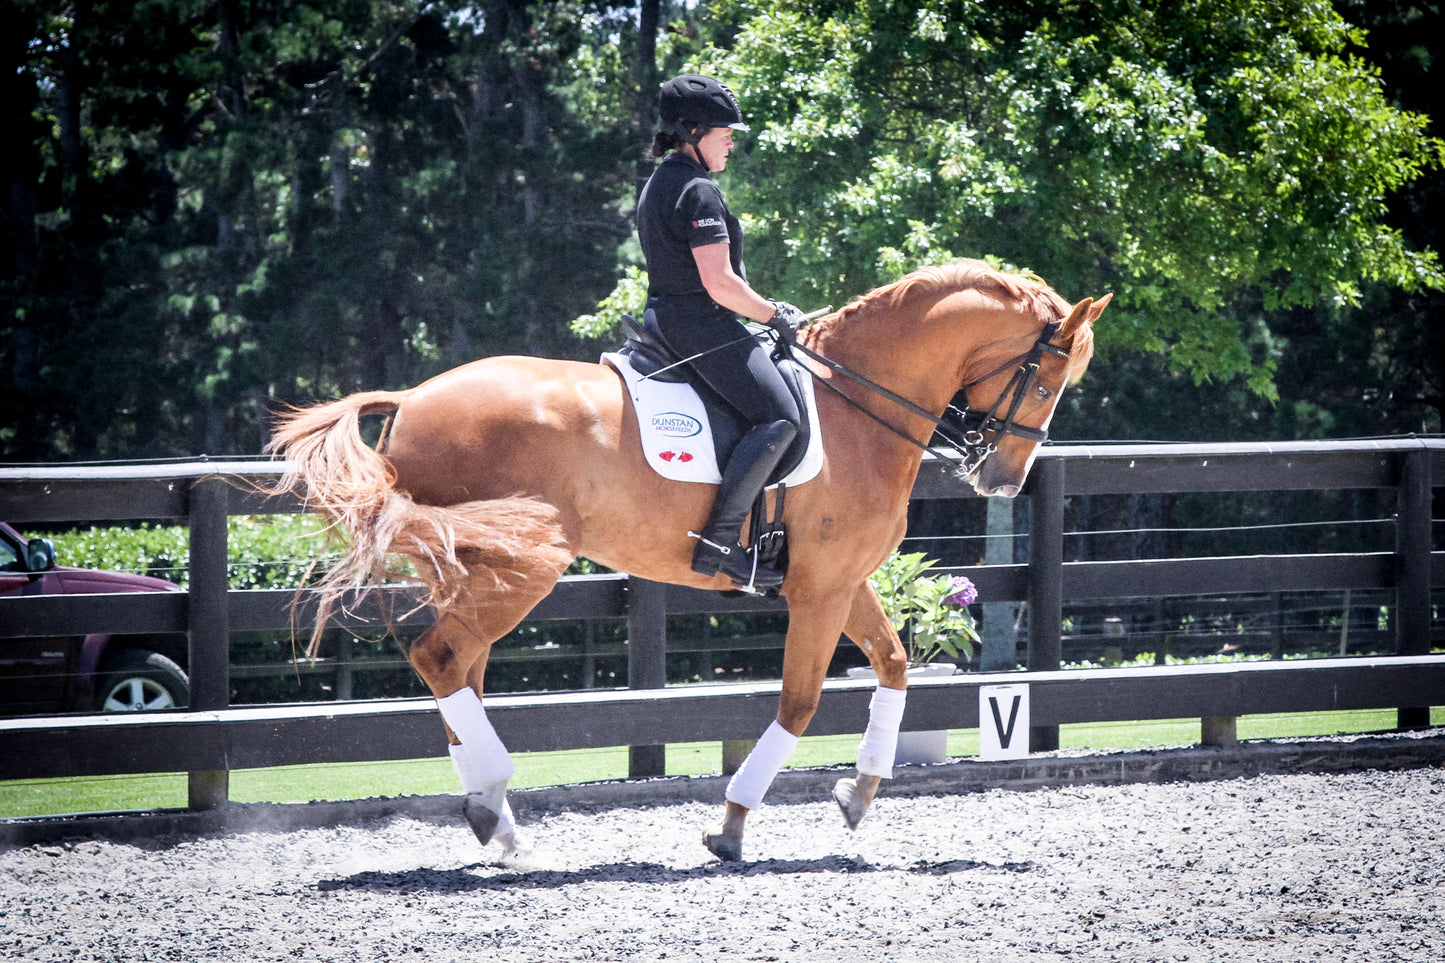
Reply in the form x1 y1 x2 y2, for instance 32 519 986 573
570 264 652 341
867 551 979 665
47 524 192 586
2 0 1441 464
46 515 333 589
2 0 638 460
700 0 1443 399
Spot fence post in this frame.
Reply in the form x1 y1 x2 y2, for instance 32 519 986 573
1396 448 1432 730
1028 456 1064 752
187 474 231 809
981 496 1019 671
626 577 668 777
334 632 354 701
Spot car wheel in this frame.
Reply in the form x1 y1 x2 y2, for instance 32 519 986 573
95 649 190 712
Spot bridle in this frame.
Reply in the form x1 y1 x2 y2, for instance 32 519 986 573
789 319 1070 476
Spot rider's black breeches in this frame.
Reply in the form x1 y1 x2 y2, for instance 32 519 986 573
648 296 801 430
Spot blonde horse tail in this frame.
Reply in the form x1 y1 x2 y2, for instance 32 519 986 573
267 392 572 656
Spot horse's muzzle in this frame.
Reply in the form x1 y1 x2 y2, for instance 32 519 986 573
974 480 1021 498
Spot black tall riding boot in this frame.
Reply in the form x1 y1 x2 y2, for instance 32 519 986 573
690 419 799 589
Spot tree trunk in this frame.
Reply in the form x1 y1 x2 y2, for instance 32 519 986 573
0 3 41 410
634 0 661 198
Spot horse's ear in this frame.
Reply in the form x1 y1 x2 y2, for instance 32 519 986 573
1088 293 1112 323
1061 293 1110 337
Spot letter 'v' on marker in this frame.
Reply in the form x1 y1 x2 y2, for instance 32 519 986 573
979 684 1030 761
989 694 1021 747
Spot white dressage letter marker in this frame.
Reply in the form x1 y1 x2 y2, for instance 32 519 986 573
979 684 1030 760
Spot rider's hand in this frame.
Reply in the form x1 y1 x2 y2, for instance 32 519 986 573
767 301 805 343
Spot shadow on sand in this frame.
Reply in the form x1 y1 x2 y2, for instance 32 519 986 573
316 854 1035 894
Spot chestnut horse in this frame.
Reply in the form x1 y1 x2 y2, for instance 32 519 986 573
268 259 1108 861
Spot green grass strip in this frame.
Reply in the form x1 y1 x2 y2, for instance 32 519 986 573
1 707 1439 820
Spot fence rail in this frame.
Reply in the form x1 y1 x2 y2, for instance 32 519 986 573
2 439 1441 812
5 655 1442 779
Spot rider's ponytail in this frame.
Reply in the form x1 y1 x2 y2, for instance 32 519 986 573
651 130 684 157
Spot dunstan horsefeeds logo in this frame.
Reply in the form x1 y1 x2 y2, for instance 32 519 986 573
652 411 702 438
651 411 702 464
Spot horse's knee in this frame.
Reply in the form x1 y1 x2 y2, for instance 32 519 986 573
776 692 821 735
871 643 909 688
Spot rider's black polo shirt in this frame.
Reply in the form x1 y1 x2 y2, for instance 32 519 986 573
637 152 746 300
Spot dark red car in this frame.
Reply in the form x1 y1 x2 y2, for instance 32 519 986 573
0 521 189 714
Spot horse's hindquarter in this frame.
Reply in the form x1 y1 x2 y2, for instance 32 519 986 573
381 356 711 560
383 357 617 505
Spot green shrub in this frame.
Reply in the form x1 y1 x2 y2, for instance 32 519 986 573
45 514 334 589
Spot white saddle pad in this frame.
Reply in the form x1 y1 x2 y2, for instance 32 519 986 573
602 351 824 487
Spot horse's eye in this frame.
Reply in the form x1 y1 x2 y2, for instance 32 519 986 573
1034 384 1053 402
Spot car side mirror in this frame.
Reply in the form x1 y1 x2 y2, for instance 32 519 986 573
25 537 55 573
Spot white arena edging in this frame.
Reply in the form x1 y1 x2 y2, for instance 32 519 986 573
2 728 1441 849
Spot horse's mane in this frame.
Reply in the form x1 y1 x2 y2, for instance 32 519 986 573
820 259 1071 331
804 259 1091 377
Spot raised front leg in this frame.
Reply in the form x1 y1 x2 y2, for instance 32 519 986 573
703 591 851 862
834 580 909 831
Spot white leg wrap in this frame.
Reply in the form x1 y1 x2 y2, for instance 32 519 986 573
437 688 516 788
448 743 487 794
725 721 800 811
497 797 516 837
856 686 907 779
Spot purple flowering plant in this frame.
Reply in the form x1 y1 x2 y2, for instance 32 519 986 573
868 551 980 665
944 575 979 608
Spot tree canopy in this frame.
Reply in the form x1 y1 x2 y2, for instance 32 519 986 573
697 0 1441 403
2 0 1440 462
3 0 642 458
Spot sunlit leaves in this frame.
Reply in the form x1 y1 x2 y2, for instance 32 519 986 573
695 0 1441 393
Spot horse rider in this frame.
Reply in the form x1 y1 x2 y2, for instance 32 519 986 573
637 73 806 590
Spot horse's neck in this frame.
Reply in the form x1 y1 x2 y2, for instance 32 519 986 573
811 300 977 421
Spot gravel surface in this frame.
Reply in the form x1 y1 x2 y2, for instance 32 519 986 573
3 765 1442 962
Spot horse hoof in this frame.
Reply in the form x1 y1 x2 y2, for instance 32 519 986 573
703 830 743 862
494 829 527 862
463 794 501 846
833 777 869 831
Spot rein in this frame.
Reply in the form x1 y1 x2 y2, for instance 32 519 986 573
789 320 1068 475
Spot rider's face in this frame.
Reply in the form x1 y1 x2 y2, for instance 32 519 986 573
694 127 736 173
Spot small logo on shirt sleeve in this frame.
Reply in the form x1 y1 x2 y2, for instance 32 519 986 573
692 217 724 229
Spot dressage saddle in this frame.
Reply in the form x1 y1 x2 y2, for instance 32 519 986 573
616 311 816 584
617 310 814 488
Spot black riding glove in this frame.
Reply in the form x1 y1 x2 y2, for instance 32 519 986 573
767 301 805 344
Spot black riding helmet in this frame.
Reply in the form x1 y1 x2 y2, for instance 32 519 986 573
658 73 749 147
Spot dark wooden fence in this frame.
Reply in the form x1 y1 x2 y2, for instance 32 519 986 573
2 439 1441 813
